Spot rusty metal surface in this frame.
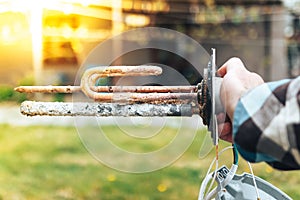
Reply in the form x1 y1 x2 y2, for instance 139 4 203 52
20 101 199 117
81 65 162 80
15 86 82 93
15 65 164 94
80 92 198 103
15 65 204 117
80 66 162 101
15 85 196 93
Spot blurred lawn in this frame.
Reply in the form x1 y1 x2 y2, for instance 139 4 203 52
0 124 299 199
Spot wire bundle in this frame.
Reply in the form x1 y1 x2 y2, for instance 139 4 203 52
198 144 260 200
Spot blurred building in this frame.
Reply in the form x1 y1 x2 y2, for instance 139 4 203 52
0 0 299 86
151 0 288 81
286 6 300 78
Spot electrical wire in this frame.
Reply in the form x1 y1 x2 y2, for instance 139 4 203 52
232 144 239 165
204 115 219 199
247 161 261 200
205 156 218 199
204 164 238 200
198 145 237 200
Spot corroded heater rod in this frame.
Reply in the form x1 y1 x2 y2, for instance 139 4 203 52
14 85 198 103
82 65 163 77
15 66 199 103
15 85 196 94
89 93 197 103
15 65 203 117
15 86 82 93
15 65 164 94
20 101 199 117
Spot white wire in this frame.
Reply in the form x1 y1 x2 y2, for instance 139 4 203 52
198 172 213 200
198 157 216 200
205 158 218 199
198 146 234 200
204 115 219 199
247 161 261 200
205 164 238 200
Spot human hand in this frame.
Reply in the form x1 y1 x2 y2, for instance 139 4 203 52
217 57 264 143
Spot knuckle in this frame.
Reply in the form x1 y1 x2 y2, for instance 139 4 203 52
228 57 242 64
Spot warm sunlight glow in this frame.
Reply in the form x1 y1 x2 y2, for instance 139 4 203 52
76 26 88 38
28 0 43 85
80 0 90 7
0 0 126 84
62 25 73 38
1 25 10 39
62 3 73 15
125 14 150 27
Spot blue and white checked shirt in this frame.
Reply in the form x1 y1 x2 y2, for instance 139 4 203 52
233 76 300 170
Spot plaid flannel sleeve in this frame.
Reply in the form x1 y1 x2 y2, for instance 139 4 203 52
233 76 300 170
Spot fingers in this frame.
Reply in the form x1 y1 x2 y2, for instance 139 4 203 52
217 57 246 77
216 112 226 122
218 122 233 143
217 64 227 77
250 72 265 86
217 113 233 143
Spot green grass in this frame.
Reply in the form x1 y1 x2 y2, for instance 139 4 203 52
0 85 27 103
0 124 299 199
